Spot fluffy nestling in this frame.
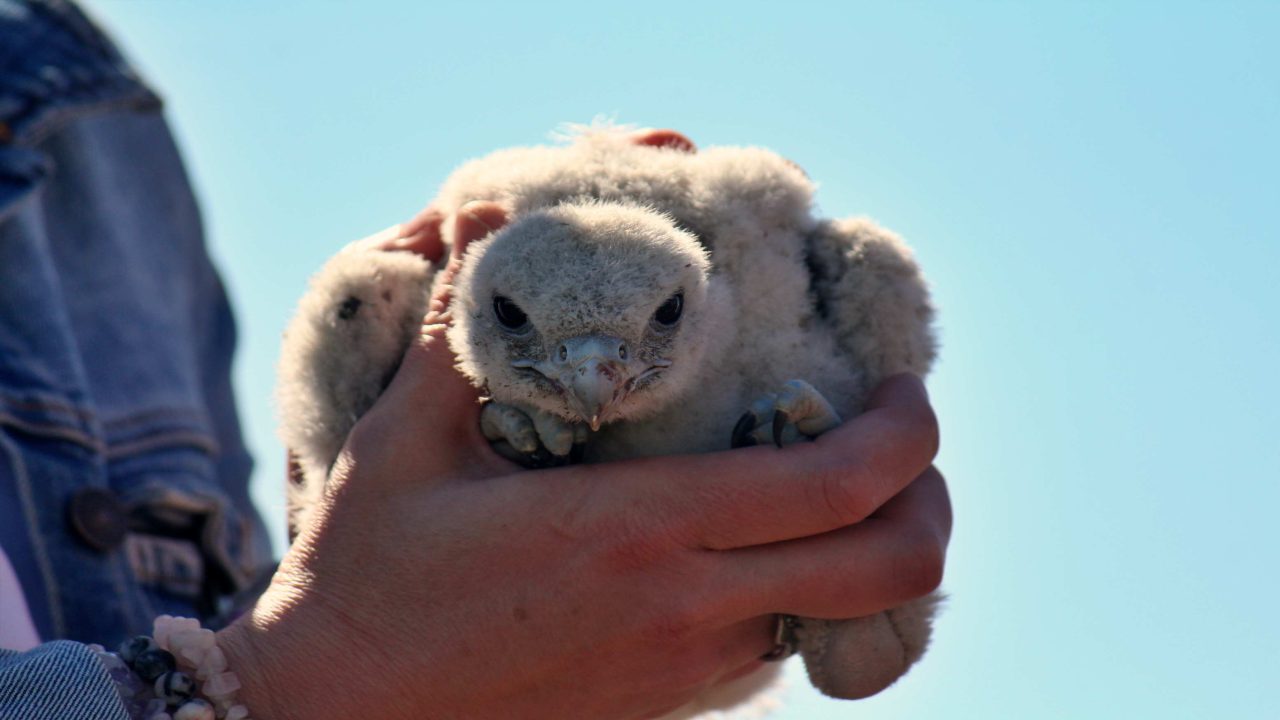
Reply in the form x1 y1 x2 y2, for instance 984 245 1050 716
451 201 734 456
277 125 939 718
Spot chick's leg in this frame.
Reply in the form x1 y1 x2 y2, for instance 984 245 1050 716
480 402 582 468
731 379 841 449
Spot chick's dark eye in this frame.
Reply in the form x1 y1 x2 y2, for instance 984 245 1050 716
653 292 683 327
493 296 529 330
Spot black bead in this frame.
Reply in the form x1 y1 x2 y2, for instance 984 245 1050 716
133 648 176 681
118 635 157 664
155 670 196 706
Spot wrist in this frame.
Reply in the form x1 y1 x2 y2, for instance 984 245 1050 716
216 621 288 720
215 581 415 720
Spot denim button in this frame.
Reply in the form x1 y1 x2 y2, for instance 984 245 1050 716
66 487 128 552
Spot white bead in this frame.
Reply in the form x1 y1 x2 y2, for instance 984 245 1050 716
196 645 227 680
173 699 215 720
173 629 216 650
153 616 199 651
152 615 176 649
171 628 216 666
203 670 241 699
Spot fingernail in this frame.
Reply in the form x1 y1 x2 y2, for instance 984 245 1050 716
633 129 697 153
458 202 499 234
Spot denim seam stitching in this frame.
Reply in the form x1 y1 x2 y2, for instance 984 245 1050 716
100 406 211 432
0 411 102 452
0 393 93 419
105 432 219 460
14 90 161 148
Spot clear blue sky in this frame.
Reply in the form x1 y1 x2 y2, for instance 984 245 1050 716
89 2 1279 717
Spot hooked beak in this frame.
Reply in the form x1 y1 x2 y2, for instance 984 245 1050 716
514 335 670 430
560 336 631 430
573 358 621 431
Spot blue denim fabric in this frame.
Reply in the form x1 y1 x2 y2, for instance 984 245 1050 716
0 0 273 665
0 641 128 720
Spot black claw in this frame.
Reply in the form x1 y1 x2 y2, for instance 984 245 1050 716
731 412 758 449
772 410 790 448
522 446 553 469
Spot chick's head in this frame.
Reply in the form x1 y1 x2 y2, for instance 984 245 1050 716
450 201 727 428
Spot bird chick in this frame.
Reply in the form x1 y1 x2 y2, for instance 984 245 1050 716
450 201 735 463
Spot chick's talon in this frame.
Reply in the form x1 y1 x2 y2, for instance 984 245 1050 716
481 402 539 454
480 402 580 468
772 410 791 449
731 411 759 449
730 380 842 450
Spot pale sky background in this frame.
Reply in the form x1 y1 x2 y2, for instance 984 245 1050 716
89 2 1278 718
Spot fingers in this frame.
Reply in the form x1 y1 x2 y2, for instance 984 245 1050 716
426 201 507 322
392 200 506 413
380 206 446 260
890 465 952 549
715 466 950 621
634 373 939 550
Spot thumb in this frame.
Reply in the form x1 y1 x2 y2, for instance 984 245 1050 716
397 200 507 409
426 201 508 322
342 202 511 480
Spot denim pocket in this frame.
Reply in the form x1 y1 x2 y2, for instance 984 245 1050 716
108 435 256 625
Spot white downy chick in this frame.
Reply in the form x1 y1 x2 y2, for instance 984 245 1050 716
450 202 731 436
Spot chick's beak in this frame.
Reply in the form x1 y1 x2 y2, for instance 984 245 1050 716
554 335 633 430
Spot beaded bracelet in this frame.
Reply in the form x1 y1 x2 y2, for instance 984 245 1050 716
90 615 250 720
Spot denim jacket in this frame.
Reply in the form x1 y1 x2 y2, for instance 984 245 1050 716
0 4 272 708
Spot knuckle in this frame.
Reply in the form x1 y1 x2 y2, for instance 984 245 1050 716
884 400 939 465
917 402 941 460
896 525 946 597
812 464 875 526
